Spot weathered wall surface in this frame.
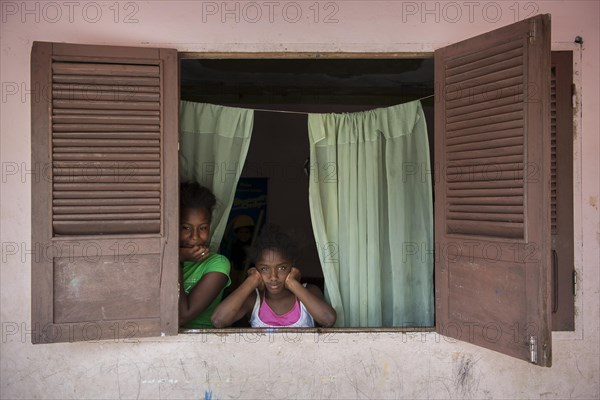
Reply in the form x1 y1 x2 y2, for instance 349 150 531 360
1 1 598 398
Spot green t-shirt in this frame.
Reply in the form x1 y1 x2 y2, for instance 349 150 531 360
182 253 231 329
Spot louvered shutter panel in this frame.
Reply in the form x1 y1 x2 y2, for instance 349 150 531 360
550 52 575 331
31 42 179 343
51 60 162 235
435 15 552 365
444 39 526 239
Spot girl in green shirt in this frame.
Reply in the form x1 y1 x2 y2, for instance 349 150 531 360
179 182 231 329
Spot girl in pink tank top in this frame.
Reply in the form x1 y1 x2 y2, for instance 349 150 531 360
211 225 337 328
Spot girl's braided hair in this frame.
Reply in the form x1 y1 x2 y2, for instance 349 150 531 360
248 224 299 264
179 182 216 219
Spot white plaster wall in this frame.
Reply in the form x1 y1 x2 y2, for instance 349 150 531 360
1 1 598 399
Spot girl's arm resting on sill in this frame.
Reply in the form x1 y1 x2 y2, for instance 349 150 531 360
179 269 228 326
285 270 337 327
211 271 261 328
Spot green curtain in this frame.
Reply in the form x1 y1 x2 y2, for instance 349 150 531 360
308 100 433 327
179 101 254 249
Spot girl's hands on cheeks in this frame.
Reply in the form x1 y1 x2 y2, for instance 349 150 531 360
246 267 265 291
284 266 301 289
179 245 211 263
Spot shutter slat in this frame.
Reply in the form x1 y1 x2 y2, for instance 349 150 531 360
448 211 524 223
54 198 160 206
52 153 160 161
447 103 522 125
52 205 160 219
447 196 524 205
447 220 523 238
53 132 160 140
448 180 523 190
447 136 522 153
447 146 523 162
54 109 160 116
53 175 161 183
448 204 524 213
446 162 524 174
54 213 161 221
53 74 159 86
53 99 160 110
53 190 160 199
53 90 159 102
447 128 522 146
448 155 524 168
53 83 160 93
447 111 523 133
447 155 524 169
54 160 160 168
52 115 160 125
447 119 523 138
53 146 159 154
447 187 524 198
53 183 161 191
54 168 160 176
53 124 160 132
53 139 159 147
52 62 159 77
53 220 160 235
447 169 523 183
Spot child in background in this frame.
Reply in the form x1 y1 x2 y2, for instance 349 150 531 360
211 225 336 328
229 214 255 291
179 182 231 328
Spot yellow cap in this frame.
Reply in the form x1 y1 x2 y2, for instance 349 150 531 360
233 214 254 230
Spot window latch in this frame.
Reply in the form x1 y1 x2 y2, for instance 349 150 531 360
528 19 536 43
529 336 538 364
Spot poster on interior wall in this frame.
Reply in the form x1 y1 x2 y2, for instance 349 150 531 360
219 177 268 280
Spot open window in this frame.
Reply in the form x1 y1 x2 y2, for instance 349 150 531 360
32 15 566 366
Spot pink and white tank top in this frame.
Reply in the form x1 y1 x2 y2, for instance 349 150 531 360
249 286 315 328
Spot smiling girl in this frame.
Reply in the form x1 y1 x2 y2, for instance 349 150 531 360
211 225 336 328
178 182 231 328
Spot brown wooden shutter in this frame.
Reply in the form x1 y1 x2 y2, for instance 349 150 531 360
550 51 575 331
434 15 552 365
31 42 179 343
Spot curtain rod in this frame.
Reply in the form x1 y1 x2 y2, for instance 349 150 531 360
245 94 435 116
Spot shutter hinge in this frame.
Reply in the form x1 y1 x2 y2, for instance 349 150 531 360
573 270 577 295
571 84 577 109
529 19 536 43
529 336 538 364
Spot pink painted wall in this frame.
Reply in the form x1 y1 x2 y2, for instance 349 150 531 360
1 1 598 398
